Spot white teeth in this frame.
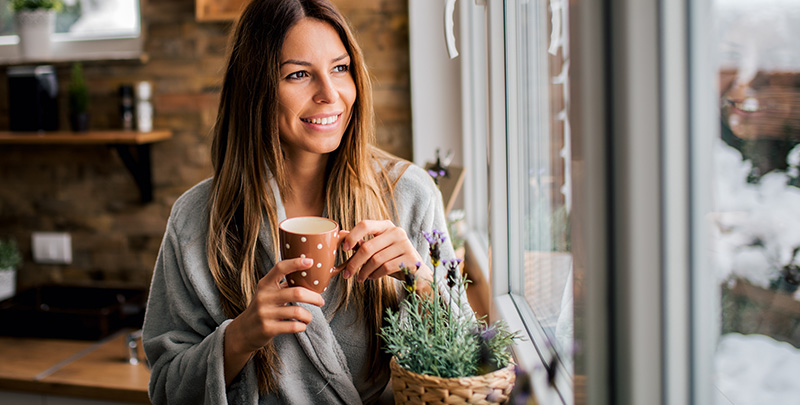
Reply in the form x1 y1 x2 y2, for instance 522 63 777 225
738 98 759 112
303 115 339 125
728 98 760 113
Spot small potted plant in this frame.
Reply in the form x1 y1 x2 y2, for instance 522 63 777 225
380 229 521 404
68 62 90 132
10 0 63 60
0 238 22 302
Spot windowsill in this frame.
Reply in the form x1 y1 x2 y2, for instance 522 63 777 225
464 236 571 404
0 35 144 65
0 51 145 66
495 294 560 404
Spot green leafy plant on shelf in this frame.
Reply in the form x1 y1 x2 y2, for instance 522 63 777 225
68 62 89 113
68 62 90 131
380 229 521 378
0 239 22 270
9 0 62 11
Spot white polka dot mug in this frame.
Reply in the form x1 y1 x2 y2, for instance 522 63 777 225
278 216 347 293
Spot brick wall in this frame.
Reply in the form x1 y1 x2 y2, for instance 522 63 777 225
0 0 411 289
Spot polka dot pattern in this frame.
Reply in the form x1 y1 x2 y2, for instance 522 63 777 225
279 217 342 293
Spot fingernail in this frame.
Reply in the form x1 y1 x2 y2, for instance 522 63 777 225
343 243 350 251
302 258 313 266
343 270 351 279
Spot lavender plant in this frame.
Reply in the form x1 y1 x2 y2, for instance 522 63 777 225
380 229 520 378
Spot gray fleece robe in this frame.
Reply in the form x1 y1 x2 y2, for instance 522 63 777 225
142 162 461 404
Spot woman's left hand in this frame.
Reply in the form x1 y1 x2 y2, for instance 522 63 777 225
340 220 432 283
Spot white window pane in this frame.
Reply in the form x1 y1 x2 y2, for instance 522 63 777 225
0 0 139 38
711 1 800 404
508 0 574 380
0 0 141 62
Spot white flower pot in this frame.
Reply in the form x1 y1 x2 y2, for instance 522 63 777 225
0 267 16 302
14 10 56 60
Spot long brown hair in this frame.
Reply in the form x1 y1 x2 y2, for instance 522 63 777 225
207 0 401 394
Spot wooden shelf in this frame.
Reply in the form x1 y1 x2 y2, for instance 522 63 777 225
0 130 171 145
196 0 250 21
0 130 173 203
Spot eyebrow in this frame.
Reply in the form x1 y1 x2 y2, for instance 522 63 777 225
280 53 350 68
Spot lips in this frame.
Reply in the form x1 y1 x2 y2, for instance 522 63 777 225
300 113 342 126
725 98 760 113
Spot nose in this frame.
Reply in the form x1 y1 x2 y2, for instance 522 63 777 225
313 76 339 104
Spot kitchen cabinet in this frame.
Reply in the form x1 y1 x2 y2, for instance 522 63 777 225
0 130 172 203
196 0 250 21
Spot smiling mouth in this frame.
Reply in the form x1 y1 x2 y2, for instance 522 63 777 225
300 114 341 126
725 98 760 113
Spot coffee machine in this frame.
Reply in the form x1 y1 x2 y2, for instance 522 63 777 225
7 65 59 132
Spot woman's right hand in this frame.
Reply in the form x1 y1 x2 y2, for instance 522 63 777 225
223 257 325 384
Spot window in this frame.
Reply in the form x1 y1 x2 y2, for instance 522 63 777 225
461 0 800 403
459 0 577 401
710 0 800 403
0 0 141 62
505 0 575 394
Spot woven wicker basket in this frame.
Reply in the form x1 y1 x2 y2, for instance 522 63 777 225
389 357 516 405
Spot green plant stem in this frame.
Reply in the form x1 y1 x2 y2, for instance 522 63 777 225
433 265 439 338
448 283 455 344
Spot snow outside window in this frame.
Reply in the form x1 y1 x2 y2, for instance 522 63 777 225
710 0 800 404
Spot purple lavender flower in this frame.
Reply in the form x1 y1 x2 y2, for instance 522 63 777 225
508 366 533 405
422 229 447 268
426 168 449 186
479 324 499 342
445 258 463 288
472 325 495 374
400 263 418 294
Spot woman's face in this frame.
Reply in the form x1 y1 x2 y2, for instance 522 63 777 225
717 0 800 140
720 71 800 140
277 18 356 159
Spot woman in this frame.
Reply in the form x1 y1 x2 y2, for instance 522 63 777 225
142 0 459 403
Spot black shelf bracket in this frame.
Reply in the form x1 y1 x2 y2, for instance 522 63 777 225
112 144 153 203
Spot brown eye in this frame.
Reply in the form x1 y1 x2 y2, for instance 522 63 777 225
287 71 309 80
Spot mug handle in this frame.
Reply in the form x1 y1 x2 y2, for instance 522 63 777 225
331 230 352 276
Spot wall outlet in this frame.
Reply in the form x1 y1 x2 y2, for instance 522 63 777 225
32 232 72 265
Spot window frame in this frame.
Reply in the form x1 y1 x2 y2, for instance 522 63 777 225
462 0 720 404
460 0 574 401
0 0 143 63
500 1 574 404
